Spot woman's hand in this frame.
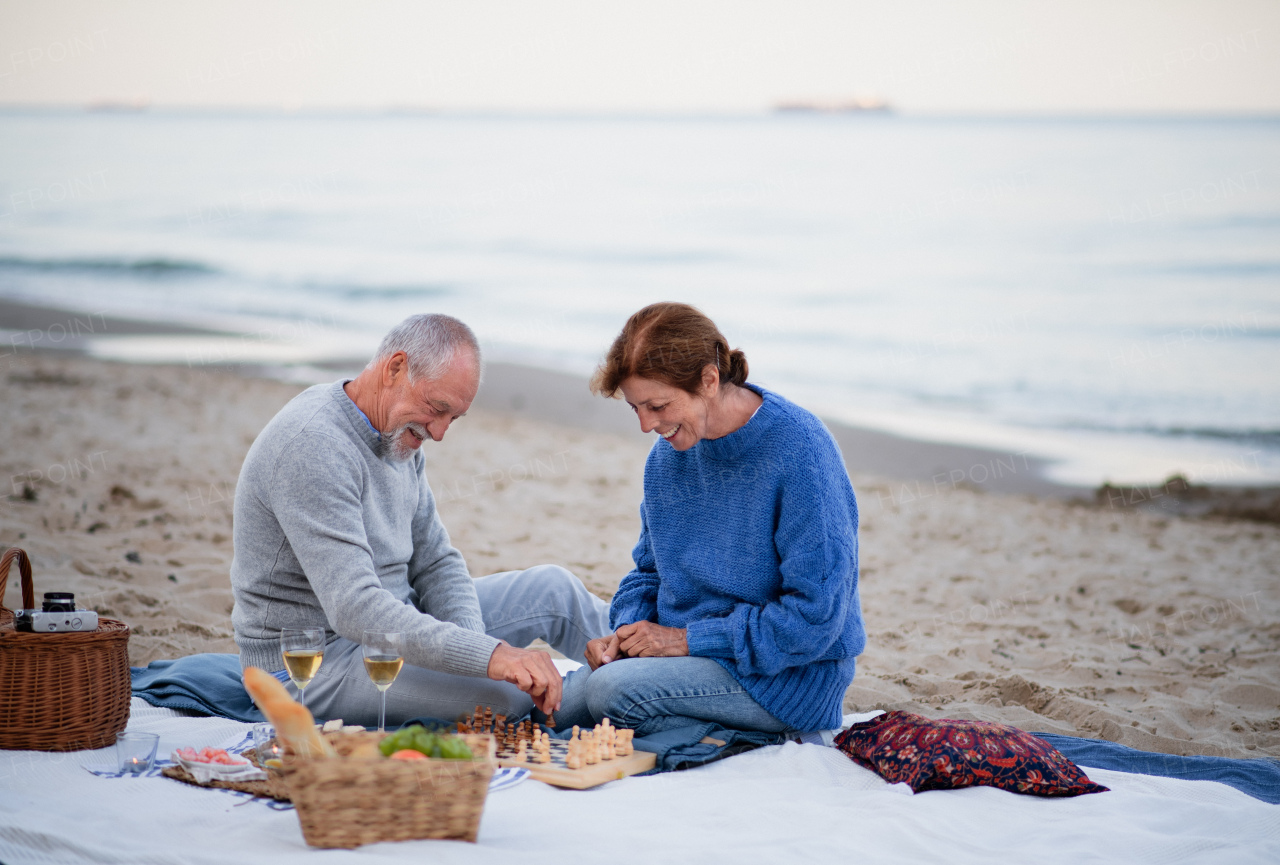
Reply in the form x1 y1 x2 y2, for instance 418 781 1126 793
585 634 626 670
616 621 688 658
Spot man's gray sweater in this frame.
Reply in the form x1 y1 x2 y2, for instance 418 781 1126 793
230 380 500 676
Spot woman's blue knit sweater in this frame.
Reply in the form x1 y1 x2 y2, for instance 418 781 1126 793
609 384 865 732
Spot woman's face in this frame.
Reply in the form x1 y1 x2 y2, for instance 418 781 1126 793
618 375 708 451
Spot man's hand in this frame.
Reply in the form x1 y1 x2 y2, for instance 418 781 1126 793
585 633 626 670
486 643 562 713
616 621 688 658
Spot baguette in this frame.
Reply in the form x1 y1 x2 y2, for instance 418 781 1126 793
243 666 336 758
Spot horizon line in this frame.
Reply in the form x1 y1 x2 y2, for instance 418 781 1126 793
0 102 1279 122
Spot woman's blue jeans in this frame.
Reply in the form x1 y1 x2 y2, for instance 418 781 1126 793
554 656 790 737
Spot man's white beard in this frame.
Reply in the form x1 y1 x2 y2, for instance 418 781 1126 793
376 422 428 462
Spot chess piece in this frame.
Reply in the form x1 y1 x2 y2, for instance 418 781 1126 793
515 740 527 763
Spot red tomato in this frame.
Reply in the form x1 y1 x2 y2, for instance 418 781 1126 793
390 749 427 761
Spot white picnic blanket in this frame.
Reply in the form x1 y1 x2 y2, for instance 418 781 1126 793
1 698 1276 865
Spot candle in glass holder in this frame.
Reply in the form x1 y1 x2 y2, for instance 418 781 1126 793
252 723 284 768
115 732 160 775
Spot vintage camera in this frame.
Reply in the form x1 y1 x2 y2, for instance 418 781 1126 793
15 592 99 633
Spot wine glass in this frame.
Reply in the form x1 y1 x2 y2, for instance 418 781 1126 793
362 629 404 733
280 627 326 709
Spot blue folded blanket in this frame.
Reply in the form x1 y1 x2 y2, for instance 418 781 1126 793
132 654 1280 803
1032 732 1280 805
130 653 282 723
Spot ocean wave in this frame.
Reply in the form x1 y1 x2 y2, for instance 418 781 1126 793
0 255 458 300
0 255 217 278
1194 214 1280 230
1053 422 1280 447
488 241 735 266
301 281 453 300
1127 260 1280 277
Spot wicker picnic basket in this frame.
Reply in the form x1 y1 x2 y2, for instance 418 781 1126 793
0 547 131 751
281 732 496 849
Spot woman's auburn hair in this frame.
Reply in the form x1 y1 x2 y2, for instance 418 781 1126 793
591 302 749 397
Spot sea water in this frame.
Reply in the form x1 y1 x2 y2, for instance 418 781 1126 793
0 110 1277 486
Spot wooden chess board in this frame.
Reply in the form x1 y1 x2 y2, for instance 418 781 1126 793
496 736 655 789
458 709 656 790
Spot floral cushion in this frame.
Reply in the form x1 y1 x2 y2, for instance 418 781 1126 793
834 711 1109 797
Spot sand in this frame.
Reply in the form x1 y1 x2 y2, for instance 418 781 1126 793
2 351 1277 760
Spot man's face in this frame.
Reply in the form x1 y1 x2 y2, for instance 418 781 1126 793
379 351 479 461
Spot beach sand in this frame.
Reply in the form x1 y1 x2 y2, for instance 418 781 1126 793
2 350 1277 759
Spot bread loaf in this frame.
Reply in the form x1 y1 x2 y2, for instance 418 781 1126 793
243 666 335 758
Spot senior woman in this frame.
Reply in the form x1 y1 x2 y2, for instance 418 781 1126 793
554 302 865 737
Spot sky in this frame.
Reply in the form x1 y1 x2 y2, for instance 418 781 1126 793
0 0 1278 114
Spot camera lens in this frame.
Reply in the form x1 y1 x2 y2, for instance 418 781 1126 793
42 592 75 613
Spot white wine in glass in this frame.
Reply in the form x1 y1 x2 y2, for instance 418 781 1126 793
362 629 403 733
280 627 326 709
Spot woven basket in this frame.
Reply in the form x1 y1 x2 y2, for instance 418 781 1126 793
0 547 131 751
282 732 496 849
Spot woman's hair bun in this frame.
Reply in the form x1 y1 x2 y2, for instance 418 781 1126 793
725 348 749 387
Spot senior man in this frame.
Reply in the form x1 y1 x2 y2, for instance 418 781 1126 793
230 313 610 727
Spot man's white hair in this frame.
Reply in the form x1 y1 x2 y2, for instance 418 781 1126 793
367 314 482 383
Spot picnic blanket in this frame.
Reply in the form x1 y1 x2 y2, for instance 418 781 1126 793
132 653 1280 801
0 697 1276 864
